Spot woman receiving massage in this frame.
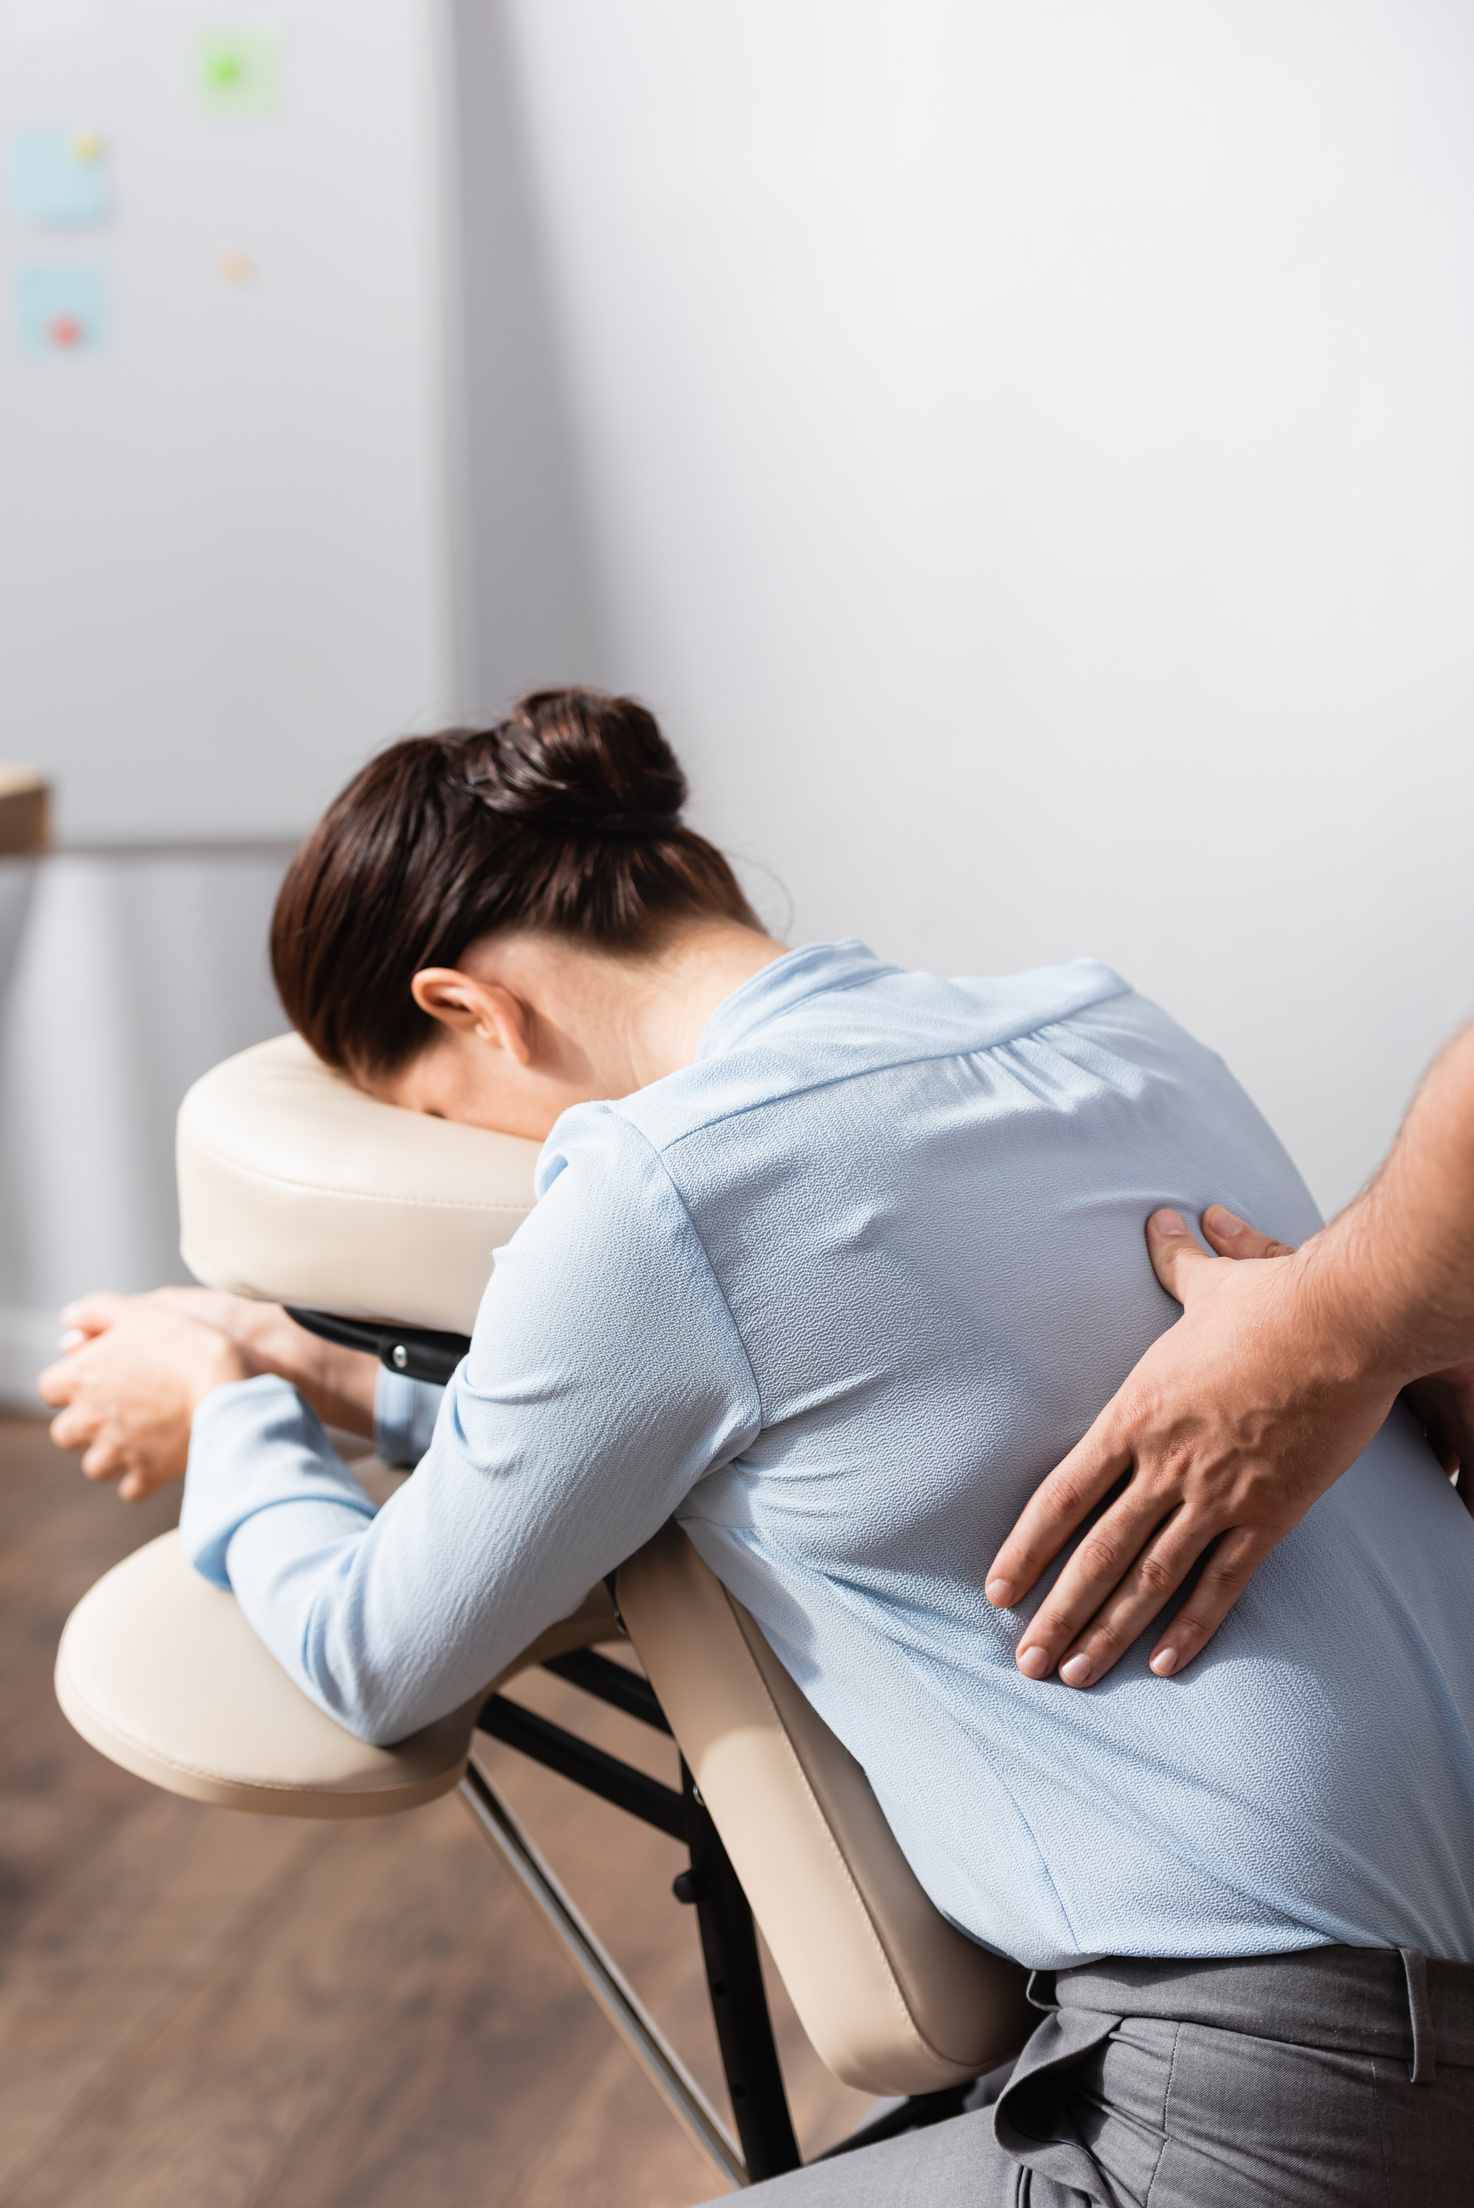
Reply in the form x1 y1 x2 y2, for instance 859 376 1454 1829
44 688 1474 2203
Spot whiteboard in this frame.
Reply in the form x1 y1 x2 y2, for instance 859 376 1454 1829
0 0 460 841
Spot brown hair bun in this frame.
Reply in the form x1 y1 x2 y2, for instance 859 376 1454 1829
270 688 757 1077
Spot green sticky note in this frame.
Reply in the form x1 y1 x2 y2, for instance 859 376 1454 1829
195 29 286 117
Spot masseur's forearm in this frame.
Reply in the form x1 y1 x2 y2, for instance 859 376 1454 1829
1303 1023 1474 1388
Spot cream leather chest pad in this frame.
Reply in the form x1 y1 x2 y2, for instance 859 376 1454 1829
176 1033 541 1332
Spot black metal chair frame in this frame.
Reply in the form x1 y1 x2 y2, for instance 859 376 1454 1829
475 1647 977 2186
289 1307 983 2190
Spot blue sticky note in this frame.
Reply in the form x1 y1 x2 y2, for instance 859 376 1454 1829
8 128 111 229
16 265 108 353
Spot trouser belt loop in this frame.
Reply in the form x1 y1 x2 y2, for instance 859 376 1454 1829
1400 1948 1437 2085
1024 1967 1059 2015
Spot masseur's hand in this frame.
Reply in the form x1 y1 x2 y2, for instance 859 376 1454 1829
39 1297 249 1501
984 1207 1409 1688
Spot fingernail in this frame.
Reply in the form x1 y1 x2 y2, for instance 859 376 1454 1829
1206 1207 1244 1236
1151 1647 1179 1676
57 1329 84 1352
1060 1653 1093 1687
1153 1210 1186 1234
1016 1644 1052 1680
985 1577 1015 1607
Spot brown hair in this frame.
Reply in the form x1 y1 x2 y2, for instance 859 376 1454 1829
270 688 759 1076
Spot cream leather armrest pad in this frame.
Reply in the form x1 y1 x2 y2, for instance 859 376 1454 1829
56 1532 621 1820
619 1524 1032 2096
177 1033 542 1333
56 1531 475 1818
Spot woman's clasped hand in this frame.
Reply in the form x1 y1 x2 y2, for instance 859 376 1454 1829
38 1291 251 1501
39 1288 380 1500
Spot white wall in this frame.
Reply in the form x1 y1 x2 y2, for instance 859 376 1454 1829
4 1 1468 1401
477 0 1474 1216
0 847 290 1402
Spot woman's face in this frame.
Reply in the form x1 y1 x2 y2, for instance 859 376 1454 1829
364 1028 560 1139
357 920 785 1140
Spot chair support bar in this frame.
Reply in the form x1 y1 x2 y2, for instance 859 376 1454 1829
284 1306 472 1386
542 1648 673 1734
474 1665 972 2184
459 1759 747 2191
476 1695 686 1839
680 1760 802 2180
478 1678 802 2179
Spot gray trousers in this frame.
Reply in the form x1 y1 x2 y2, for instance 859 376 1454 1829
706 1946 1474 2206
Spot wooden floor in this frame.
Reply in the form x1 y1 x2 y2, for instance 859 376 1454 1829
0 1418 871 2206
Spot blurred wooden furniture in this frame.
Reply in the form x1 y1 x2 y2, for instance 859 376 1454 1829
0 767 49 855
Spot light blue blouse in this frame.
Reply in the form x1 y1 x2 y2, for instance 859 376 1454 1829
181 941 1474 1970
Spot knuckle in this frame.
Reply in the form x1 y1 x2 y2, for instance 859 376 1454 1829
1170 1616 1206 1649
1169 1596 1219 1638
1042 1469 1093 1522
1199 1534 1268 1594
1196 1554 1249 1597
1096 1393 1138 1439
1154 1440 1200 1488
1077 1529 1132 1582
1026 1609 1071 1652
1134 1550 1181 1600
990 1530 1034 1570
1086 1616 1132 1661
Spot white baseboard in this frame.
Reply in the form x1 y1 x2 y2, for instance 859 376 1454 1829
0 1307 58 1410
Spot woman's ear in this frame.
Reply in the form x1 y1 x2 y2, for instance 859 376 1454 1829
409 969 535 1067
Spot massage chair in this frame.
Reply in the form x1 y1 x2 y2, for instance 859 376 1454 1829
54 1033 1031 2188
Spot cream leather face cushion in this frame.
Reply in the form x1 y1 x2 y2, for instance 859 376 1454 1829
177 1033 542 1332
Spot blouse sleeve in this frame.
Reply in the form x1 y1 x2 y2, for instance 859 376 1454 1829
373 1368 446 1468
179 1108 761 1744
